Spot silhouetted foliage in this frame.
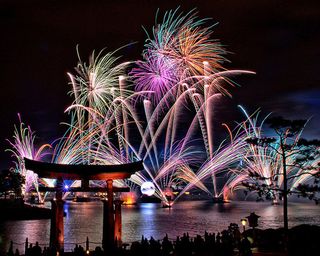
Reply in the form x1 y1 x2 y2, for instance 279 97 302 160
0 168 24 198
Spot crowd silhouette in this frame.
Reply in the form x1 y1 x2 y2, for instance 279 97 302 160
7 223 254 256
8 223 320 256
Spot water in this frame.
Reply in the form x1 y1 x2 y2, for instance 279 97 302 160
1 200 319 253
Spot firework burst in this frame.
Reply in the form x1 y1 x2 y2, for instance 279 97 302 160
6 116 51 199
69 47 131 115
130 54 178 104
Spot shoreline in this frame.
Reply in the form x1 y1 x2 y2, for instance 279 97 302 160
1 199 52 220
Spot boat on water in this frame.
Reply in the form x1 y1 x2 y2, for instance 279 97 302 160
139 195 161 203
212 197 229 204
73 196 93 202
161 201 173 208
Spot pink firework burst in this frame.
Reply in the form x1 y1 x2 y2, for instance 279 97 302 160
130 54 179 104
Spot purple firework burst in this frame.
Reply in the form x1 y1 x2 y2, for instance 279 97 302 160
130 54 179 104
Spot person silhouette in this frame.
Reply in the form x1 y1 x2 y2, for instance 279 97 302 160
33 242 41 256
239 236 252 256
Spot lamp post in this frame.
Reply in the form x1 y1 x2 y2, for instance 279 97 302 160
246 212 260 230
241 218 247 232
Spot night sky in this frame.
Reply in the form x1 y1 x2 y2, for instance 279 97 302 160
1 0 319 169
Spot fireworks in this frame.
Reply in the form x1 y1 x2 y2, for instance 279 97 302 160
131 8 227 105
6 115 51 199
7 8 265 206
70 47 131 115
144 8 226 73
224 106 320 202
130 54 178 104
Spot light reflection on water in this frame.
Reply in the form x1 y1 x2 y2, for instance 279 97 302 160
1 200 319 253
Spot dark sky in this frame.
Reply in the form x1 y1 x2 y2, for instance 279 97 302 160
1 0 320 169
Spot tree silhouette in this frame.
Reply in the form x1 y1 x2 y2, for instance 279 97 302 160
0 168 25 198
244 116 320 232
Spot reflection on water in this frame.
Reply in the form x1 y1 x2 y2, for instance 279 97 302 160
1 200 320 253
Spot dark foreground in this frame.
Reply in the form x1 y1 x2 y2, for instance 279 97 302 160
6 224 320 256
1 199 51 220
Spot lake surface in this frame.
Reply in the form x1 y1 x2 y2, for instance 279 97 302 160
1 200 320 253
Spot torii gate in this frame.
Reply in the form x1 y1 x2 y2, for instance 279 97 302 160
24 158 143 253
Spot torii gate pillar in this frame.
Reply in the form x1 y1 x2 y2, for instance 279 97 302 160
50 178 64 253
114 199 123 246
103 179 115 251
